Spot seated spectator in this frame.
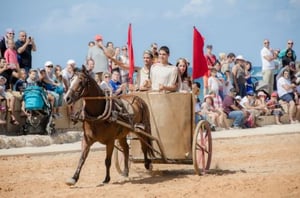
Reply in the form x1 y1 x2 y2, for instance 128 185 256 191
277 68 298 124
100 72 113 92
222 88 245 129
266 92 284 125
209 90 230 129
13 68 27 92
201 95 223 131
109 69 126 95
62 59 76 91
0 76 7 124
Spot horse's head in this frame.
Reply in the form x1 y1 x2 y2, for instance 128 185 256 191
64 65 91 105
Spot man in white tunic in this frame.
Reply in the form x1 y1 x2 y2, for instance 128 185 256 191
150 46 178 92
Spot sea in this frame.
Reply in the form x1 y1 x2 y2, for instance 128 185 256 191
188 66 262 100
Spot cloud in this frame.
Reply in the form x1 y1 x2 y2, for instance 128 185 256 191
38 3 108 35
180 0 213 17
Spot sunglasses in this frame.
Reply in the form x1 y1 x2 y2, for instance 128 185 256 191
47 65 53 68
288 42 293 45
104 75 110 78
8 32 14 35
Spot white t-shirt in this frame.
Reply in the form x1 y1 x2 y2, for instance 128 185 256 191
208 76 220 94
150 63 178 91
261 47 275 71
277 76 293 97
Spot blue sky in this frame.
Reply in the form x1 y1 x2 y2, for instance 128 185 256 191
1 0 300 70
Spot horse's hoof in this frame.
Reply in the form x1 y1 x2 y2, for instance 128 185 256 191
65 178 76 186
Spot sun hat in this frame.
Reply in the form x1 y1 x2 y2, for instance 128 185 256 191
235 55 245 61
94 34 103 41
67 59 76 65
44 61 53 67
235 95 242 100
271 92 278 97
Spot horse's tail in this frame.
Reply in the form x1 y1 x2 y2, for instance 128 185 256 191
138 97 155 158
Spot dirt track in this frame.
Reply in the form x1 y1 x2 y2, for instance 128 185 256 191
1 133 300 198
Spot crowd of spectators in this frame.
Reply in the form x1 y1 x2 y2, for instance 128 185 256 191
0 27 299 132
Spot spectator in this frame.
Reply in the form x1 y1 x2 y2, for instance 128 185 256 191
266 92 284 125
282 49 296 68
0 28 15 57
119 45 129 83
203 44 217 95
201 95 220 130
276 69 298 123
150 46 178 92
0 57 19 125
87 34 109 81
232 55 246 97
99 72 113 92
278 40 297 61
245 60 254 92
208 67 221 97
0 76 7 124
88 41 95 48
214 60 225 99
223 70 234 97
261 39 276 95
109 69 126 95
15 30 37 74
150 42 159 64
13 68 27 92
4 39 20 71
86 58 95 79
221 52 236 74
62 59 76 91
222 88 245 129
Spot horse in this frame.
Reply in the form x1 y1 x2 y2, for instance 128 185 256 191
64 66 154 186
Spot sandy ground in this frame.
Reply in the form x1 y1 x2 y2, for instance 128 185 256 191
0 133 300 198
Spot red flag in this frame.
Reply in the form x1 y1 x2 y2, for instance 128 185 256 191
193 26 208 79
128 23 135 84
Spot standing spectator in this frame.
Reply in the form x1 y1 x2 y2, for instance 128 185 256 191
221 52 236 74
119 45 129 83
15 30 37 73
203 44 217 95
88 41 95 48
150 46 178 92
232 55 246 97
0 28 15 58
214 60 225 99
87 34 109 81
223 70 234 97
4 39 20 71
261 39 276 95
278 40 297 61
222 88 245 129
245 60 254 93
208 68 221 96
150 42 159 64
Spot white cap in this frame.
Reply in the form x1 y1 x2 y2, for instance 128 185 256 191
44 61 53 67
67 59 76 65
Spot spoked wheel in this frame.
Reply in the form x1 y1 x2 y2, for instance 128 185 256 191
113 141 131 175
192 120 212 175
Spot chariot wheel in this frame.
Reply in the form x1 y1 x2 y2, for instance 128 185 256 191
192 120 212 175
113 142 131 175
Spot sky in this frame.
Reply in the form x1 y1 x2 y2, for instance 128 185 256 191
1 0 300 70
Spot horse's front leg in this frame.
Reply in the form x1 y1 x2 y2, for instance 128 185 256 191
65 137 91 186
103 141 114 184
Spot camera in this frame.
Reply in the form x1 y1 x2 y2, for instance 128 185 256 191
28 36 31 40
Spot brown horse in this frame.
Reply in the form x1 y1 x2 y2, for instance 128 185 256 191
64 66 154 186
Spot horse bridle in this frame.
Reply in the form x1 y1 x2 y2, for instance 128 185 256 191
69 72 90 100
